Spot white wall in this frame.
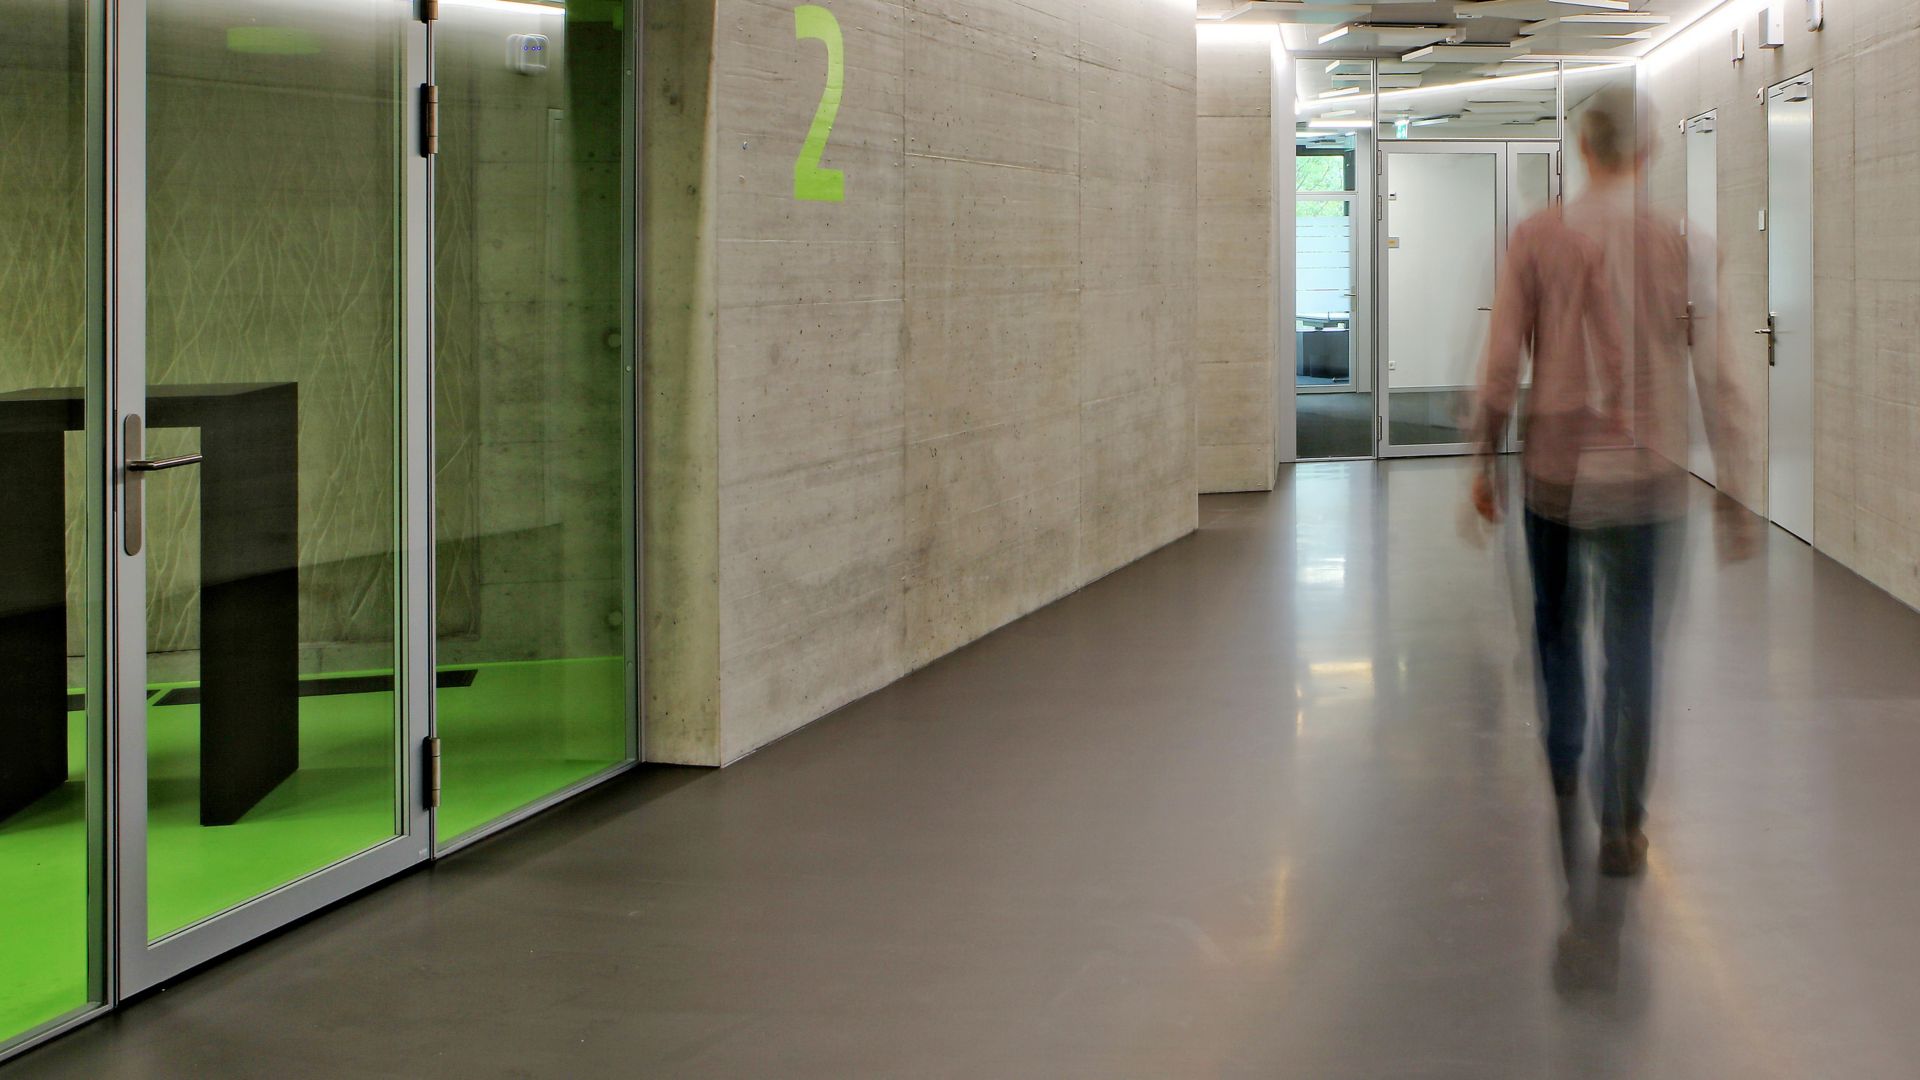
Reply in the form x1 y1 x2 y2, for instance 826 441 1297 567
1643 0 1920 603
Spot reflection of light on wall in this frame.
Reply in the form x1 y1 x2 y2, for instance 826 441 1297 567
442 0 566 15
1309 660 1372 678
1196 22 1277 46
1645 0 1769 72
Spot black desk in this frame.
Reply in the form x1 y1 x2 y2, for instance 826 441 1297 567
0 383 298 826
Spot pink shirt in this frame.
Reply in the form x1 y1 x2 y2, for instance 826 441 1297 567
1472 180 1714 527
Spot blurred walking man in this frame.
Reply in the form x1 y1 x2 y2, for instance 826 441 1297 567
1468 88 1753 878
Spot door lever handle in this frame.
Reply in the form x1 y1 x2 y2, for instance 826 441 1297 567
122 414 205 557
129 453 204 472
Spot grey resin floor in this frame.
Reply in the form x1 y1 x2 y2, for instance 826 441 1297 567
12 459 1920 1078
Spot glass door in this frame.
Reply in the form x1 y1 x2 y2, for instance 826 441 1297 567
1377 141 1505 458
1 0 108 1052
112 0 430 993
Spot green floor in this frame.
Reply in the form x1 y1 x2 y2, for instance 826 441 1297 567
0 656 626 1045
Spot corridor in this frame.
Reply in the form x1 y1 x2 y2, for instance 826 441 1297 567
12 459 1920 1079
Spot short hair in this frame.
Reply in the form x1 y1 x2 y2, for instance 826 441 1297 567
1579 86 1643 171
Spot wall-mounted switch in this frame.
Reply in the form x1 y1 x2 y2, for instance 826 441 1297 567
507 33 549 75
1759 3 1785 49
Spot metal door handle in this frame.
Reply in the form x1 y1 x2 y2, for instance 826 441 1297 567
129 453 204 472
1477 306 1493 312
122 414 204 556
1756 312 1777 366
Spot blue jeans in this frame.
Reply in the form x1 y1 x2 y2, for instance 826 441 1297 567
1523 509 1676 833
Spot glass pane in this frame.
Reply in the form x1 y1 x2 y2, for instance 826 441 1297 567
1296 152 1351 193
1296 60 1373 153
1384 152 1497 447
0 0 100 1042
1296 199 1354 386
1513 153 1554 227
434 0 631 846
143 0 406 939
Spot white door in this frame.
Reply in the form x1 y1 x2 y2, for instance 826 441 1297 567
1766 75 1814 541
1377 141 1506 458
1684 112 1719 486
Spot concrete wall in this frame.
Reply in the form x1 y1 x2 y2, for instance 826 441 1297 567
645 0 1200 765
1195 28 1286 491
1643 0 1920 605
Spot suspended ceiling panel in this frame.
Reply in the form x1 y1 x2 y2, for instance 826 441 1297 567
1199 1 1720 64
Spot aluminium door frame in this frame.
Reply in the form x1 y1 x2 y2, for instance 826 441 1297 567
107 0 433 997
1374 139 1511 459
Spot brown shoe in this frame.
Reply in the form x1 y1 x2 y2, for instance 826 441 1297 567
1598 829 1648 877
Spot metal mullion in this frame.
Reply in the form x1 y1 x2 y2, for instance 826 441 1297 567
407 0 435 856
624 0 645 767
107 0 153 991
83 0 115 1024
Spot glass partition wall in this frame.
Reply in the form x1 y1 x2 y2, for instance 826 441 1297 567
1293 59 1375 459
0 0 106 1050
1291 57 1622 461
433 0 633 849
1 0 637 1058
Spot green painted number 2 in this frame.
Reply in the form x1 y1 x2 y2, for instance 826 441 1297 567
793 5 845 202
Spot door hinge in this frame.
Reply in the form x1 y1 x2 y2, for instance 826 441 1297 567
424 736 442 809
421 0 439 21
420 83 439 157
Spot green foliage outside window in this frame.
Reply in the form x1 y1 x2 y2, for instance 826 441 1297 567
1296 154 1349 193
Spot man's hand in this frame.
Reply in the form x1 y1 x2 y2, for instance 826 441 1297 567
1714 498 1758 564
1471 468 1502 524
